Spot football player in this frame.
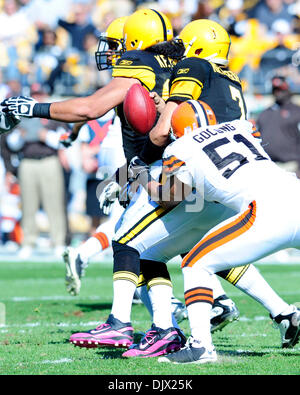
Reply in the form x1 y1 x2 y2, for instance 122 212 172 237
62 16 128 297
134 101 300 364
1 11 240 353
101 20 299 358
60 13 189 321
125 20 300 362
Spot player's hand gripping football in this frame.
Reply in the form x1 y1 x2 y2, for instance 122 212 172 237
0 110 21 135
149 91 166 114
1 96 37 117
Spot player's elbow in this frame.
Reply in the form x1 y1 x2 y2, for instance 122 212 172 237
83 105 103 120
150 127 170 146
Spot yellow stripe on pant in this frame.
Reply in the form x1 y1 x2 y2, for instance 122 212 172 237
224 264 250 285
113 271 139 286
116 206 171 245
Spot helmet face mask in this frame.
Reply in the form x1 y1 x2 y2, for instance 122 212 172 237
95 16 128 71
95 35 125 70
179 20 231 66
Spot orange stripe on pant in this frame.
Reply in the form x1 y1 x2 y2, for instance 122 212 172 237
93 231 110 250
182 201 256 269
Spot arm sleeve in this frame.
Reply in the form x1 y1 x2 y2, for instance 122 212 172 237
167 58 208 103
112 52 156 91
162 146 193 187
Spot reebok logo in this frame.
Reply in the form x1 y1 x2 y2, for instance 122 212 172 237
177 68 189 74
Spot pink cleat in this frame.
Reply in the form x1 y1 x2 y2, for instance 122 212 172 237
122 325 182 358
70 314 134 349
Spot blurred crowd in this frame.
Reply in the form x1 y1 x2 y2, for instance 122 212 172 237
0 0 299 97
0 0 300 258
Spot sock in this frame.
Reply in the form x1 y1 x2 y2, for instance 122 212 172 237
111 242 140 323
77 232 109 262
211 274 227 300
234 264 290 318
148 284 173 329
111 279 137 323
183 265 213 346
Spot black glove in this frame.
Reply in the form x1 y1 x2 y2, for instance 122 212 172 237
118 179 137 209
59 131 78 148
0 111 20 135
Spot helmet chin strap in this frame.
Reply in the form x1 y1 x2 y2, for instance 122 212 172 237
204 53 218 62
205 54 228 66
184 37 196 57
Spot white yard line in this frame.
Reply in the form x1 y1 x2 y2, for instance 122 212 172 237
40 358 73 364
1 289 299 303
0 315 271 332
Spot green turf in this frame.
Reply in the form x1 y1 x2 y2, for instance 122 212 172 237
0 259 299 376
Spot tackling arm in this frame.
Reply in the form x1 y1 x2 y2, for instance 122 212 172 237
146 175 192 209
128 156 192 209
50 78 137 122
1 78 140 123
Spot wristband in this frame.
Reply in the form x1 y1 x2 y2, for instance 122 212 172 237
32 103 51 119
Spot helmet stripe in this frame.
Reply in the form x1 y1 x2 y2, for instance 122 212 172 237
187 101 201 128
189 100 209 128
150 9 167 41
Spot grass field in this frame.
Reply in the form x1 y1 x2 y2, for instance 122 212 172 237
0 258 300 377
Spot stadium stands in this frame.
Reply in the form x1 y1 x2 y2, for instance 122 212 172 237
0 0 299 258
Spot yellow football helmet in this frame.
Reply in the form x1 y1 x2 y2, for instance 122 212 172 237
95 16 128 70
179 19 231 66
123 8 173 51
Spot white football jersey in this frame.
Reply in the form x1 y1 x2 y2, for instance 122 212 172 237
163 120 299 212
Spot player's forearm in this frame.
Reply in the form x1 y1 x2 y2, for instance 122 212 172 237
2 78 131 123
49 98 94 122
149 101 178 146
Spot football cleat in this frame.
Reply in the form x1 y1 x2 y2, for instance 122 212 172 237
271 305 300 348
158 337 217 364
171 296 188 323
210 295 240 333
69 314 134 349
63 247 87 296
122 324 181 358
175 327 187 348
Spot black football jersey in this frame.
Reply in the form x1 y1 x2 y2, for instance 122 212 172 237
112 50 175 162
167 57 247 123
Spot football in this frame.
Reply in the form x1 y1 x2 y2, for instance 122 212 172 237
123 83 157 135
